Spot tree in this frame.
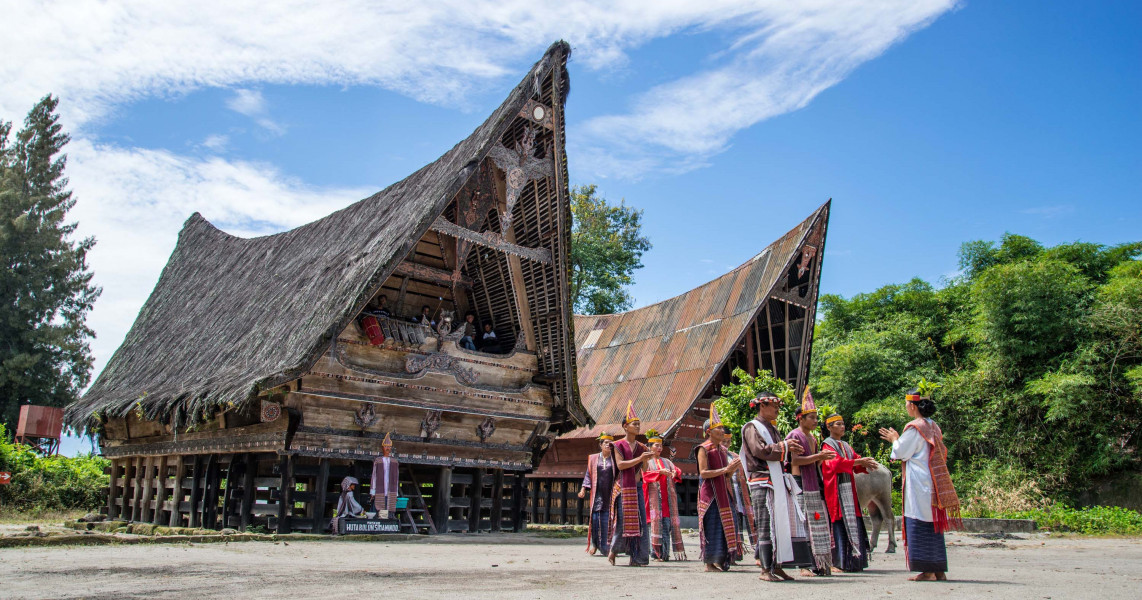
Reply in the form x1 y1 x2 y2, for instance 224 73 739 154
569 184 651 315
0 95 100 428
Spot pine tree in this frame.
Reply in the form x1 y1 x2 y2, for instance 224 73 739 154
0 95 101 428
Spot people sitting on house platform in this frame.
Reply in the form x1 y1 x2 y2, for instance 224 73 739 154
363 294 391 318
416 304 436 328
479 323 501 353
459 312 478 350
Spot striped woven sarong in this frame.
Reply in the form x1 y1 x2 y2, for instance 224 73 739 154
798 489 834 572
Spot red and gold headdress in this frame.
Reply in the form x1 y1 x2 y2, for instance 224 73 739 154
382 431 393 451
825 414 844 426
597 432 615 442
645 429 663 444
749 391 781 408
622 398 640 425
796 386 817 417
703 403 725 434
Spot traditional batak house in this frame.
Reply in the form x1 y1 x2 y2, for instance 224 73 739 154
66 42 588 535
526 202 830 524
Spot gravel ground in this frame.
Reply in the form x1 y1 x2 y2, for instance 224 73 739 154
1 530 1140 599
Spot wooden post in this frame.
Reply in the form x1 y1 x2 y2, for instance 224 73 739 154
221 455 238 529
130 456 145 522
468 468 485 532
543 480 553 523
201 453 218 529
435 467 452 533
490 469 504 532
140 456 157 523
169 455 185 527
187 455 202 528
513 474 526 532
107 459 120 520
576 480 586 525
152 455 169 525
528 478 539 525
312 458 329 534
276 455 293 534
746 322 757 376
240 453 257 530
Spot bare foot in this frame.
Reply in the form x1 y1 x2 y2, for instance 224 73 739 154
607 552 616 566
936 572 947 581
832 567 846 574
705 564 721 572
801 568 818 578
759 571 783 582
774 568 795 581
588 546 597 556
755 559 762 567
909 572 937 582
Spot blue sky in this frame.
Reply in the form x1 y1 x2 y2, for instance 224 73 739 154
2 2 1137 455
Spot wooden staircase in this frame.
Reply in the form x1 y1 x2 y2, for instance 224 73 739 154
399 465 437 534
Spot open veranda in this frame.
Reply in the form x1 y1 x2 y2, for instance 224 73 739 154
2 530 1141 600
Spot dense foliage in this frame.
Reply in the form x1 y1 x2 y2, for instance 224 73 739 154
570 184 651 315
0 424 109 513
0 95 100 428
810 233 1142 511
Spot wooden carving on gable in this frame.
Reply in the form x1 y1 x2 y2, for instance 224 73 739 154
487 124 554 234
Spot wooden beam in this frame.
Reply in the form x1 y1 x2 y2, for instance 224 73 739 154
468 468 485 532
746 322 757 377
430 217 552 266
513 474 526 532
393 260 474 289
240 453 257 530
394 275 410 315
169 455 185 527
435 467 453 533
221 455 237 529
313 458 330 534
560 480 569 524
130 456 145 522
491 169 537 351
201 453 218 529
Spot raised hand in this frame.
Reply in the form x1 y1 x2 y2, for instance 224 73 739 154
786 439 804 456
878 427 899 443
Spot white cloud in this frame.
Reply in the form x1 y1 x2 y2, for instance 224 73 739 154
226 89 266 117
201 134 229 151
65 139 374 377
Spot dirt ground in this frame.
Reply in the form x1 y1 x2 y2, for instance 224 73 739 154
2 530 1140 600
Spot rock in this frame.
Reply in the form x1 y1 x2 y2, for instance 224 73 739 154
220 528 239 535
25 525 40 532
80 513 106 523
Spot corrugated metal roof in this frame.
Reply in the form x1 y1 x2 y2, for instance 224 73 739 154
559 202 829 440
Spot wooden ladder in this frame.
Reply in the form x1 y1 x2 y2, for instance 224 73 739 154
399 466 437 534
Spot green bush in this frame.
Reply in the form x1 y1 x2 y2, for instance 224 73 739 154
0 424 109 513
1006 505 1142 535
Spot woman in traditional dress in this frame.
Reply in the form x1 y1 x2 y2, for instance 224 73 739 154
643 430 686 561
821 413 878 573
696 404 743 572
578 433 616 556
879 389 963 582
330 476 367 534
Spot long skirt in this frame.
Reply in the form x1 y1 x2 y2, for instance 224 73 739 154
610 487 650 565
651 517 674 560
750 485 815 572
830 518 870 572
590 507 611 555
701 499 731 569
904 517 948 572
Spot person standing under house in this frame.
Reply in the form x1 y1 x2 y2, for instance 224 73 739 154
578 433 616 556
608 401 654 566
786 389 836 576
371 433 400 518
879 389 963 582
643 429 686 561
741 392 809 582
723 437 757 563
821 413 878 573
696 404 743 572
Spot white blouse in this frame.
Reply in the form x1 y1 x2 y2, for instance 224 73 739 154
891 423 933 522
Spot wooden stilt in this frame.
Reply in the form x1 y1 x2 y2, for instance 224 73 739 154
187 455 202 528
491 469 504 532
107 459 120 520
220 454 237 529
276 455 293 534
240 453 257 530
513 474 526 532
312 458 329 534
560 480 569 524
169 455 185 527
435 467 452 533
152 455 169 525
468 468 485 532
201 453 218 529
130 456 145 522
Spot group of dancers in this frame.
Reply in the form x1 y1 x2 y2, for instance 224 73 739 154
580 389 962 582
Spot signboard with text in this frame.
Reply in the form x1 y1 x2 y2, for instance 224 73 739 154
338 517 401 535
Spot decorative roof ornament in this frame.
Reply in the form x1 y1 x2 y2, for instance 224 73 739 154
487 125 554 234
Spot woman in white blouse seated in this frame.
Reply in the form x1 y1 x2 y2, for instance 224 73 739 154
878 389 963 582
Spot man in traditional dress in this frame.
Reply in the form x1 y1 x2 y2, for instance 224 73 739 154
578 433 616 556
821 413 878 573
608 401 654 566
880 389 962 582
643 429 686 561
371 432 400 518
741 391 809 582
696 404 743 572
786 388 836 576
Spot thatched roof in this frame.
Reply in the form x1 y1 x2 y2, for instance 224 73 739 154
67 42 576 429
561 201 829 439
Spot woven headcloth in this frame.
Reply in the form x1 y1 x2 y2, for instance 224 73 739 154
622 398 640 425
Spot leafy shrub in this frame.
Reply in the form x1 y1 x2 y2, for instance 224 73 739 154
0 424 109 513
1006 505 1142 535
